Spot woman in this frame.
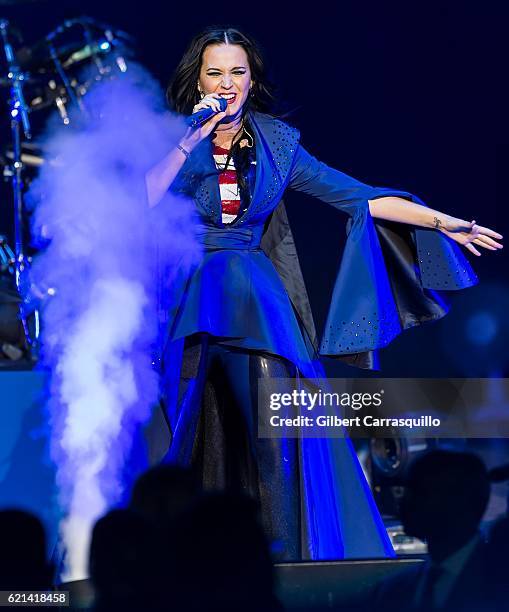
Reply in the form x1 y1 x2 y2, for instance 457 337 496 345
146 27 502 561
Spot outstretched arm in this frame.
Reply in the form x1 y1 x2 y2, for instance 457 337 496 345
288 144 503 257
368 196 503 257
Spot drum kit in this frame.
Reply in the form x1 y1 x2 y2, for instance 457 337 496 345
0 13 134 362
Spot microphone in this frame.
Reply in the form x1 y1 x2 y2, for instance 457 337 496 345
186 97 227 128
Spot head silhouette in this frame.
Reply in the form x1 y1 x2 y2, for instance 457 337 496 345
129 464 201 524
89 508 163 610
170 491 279 611
0 509 53 590
399 450 490 560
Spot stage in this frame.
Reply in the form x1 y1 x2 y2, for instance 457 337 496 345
61 558 424 610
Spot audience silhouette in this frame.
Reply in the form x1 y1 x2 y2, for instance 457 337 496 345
0 509 53 591
2 451 509 611
89 508 164 610
374 449 495 611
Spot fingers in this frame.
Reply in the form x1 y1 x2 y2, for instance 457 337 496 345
209 110 227 129
192 101 218 113
200 111 227 137
468 220 503 242
473 235 503 250
473 224 503 240
442 224 502 256
464 242 482 256
472 238 497 251
192 93 223 113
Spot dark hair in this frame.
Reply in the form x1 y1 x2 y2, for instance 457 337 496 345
166 26 276 115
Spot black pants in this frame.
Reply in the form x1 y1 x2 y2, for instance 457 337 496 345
178 335 301 561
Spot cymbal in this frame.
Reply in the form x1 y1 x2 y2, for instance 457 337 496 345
16 40 93 71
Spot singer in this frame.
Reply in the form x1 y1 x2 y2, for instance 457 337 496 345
145 27 502 561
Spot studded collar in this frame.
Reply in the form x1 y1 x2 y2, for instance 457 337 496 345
191 111 300 226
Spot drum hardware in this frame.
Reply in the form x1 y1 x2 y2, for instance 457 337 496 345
39 17 132 123
0 236 16 274
3 141 45 167
46 37 86 117
0 19 39 353
0 16 135 360
0 235 36 361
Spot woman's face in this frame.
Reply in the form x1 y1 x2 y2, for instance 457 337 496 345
198 43 253 120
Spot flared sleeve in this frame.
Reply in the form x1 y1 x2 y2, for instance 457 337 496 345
288 144 478 369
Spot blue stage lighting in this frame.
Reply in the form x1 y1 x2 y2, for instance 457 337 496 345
466 311 498 346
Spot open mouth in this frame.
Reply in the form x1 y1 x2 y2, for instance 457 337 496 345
219 93 237 105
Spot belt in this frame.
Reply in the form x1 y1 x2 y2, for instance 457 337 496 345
196 226 262 251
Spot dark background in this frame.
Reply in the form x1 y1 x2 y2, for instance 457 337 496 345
1 0 507 377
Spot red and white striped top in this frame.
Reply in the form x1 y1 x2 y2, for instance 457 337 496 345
213 144 241 224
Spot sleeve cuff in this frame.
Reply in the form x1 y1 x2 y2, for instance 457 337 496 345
319 189 478 363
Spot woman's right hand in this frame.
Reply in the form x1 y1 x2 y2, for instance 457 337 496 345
179 93 227 152
147 93 226 207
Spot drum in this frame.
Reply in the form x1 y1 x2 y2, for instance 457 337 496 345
0 17 135 361
19 17 133 126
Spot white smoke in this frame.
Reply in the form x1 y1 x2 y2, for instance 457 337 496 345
27 64 200 580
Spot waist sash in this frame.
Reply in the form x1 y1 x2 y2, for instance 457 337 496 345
196 226 263 251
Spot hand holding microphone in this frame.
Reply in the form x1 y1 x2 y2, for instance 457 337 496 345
186 94 228 127
147 93 228 207
178 93 227 155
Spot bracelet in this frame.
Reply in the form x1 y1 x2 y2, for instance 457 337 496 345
177 143 190 160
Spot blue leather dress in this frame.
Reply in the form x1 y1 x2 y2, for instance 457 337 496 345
158 110 478 559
